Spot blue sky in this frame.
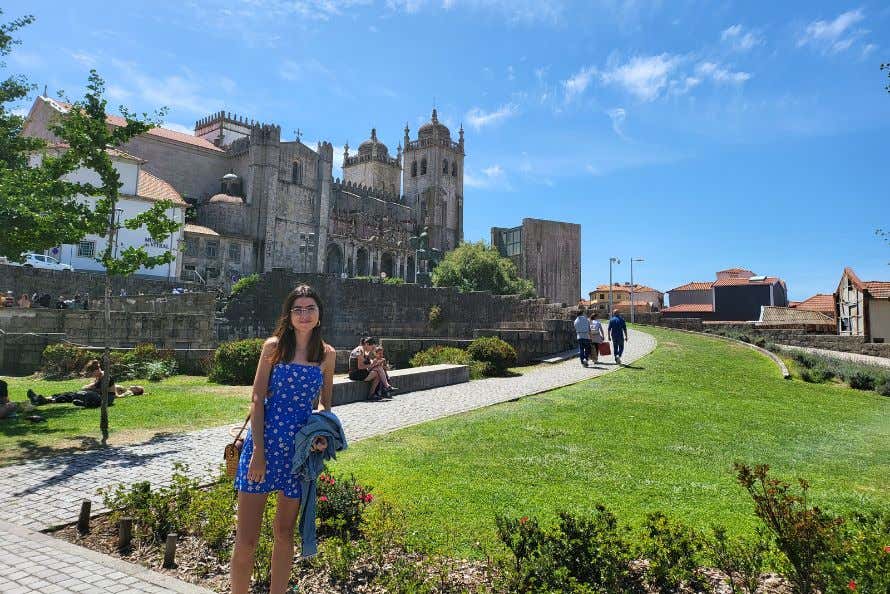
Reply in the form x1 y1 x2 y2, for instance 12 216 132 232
5 0 889 300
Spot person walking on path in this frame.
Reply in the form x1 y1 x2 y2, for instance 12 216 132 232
230 284 337 594
574 310 592 367
589 314 605 365
608 310 628 365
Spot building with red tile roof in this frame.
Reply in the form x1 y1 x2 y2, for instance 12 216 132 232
791 294 836 319
663 268 788 321
836 267 890 342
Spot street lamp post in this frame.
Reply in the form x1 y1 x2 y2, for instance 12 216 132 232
630 257 644 323
608 257 621 314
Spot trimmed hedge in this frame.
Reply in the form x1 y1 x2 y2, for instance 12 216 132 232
409 345 489 379
467 336 517 376
208 339 264 385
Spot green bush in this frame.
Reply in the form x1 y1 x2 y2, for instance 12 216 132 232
876 380 890 397
40 342 176 381
848 371 877 391
317 472 374 540
208 338 264 385
468 336 517 376
384 276 405 285
409 345 489 379
829 510 890 593
229 273 260 298
40 343 95 379
708 526 771 594
636 511 706 591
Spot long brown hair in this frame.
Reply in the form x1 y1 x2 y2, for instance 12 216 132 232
269 284 326 365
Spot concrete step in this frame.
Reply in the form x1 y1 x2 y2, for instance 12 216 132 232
331 363 469 405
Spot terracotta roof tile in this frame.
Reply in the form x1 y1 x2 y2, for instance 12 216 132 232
794 294 835 313
135 170 186 206
183 223 219 236
864 282 890 299
208 193 244 204
759 306 834 325
713 276 780 287
661 303 714 313
718 267 754 274
592 284 661 293
669 281 713 292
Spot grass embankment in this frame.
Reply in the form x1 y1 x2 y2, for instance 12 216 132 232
332 325 890 557
0 375 249 465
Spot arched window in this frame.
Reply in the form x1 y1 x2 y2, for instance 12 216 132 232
411 161 417 177
452 162 457 177
442 159 448 174
292 161 302 184
420 158 427 175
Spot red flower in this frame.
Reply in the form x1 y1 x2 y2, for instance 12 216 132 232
519 516 529 526
318 495 328 502
848 580 856 590
363 493 374 503
884 545 890 554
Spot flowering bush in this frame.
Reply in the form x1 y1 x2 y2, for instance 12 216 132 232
316 472 374 540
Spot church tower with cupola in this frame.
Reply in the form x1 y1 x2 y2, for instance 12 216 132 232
402 109 464 252
342 128 402 197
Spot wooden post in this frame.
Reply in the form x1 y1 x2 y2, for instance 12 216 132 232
163 533 178 568
77 500 91 534
118 517 133 554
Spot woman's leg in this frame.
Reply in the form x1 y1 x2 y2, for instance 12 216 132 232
375 367 391 389
231 491 270 594
270 492 301 594
365 373 380 398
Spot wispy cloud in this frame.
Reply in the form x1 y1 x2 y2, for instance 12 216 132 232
280 58 335 81
109 59 227 115
720 24 762 52
163 122 195 134
464 163 510 189
465 103 519 130
600 53 681 102
798 9 868 54
389 0 565 25
695 62 751 84
68 50 98 68
562 66 598 102
606 107 627 139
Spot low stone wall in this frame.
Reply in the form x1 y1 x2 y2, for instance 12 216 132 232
0 264 203 300
331 364 469 405
89 292 217 314
769 334 890 359
0 332 60 376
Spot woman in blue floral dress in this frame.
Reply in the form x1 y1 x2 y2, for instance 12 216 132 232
230 285 336 594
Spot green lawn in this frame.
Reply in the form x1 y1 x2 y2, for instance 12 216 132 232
0 375 250 465
331 326 890 557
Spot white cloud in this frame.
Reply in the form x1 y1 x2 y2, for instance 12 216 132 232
109 59 226 115
388 0 564 24
562 66 598 102
465 103 519 130
668 76 701 96
69 51 97 67
861 43 877 58
280 58 335 81
600 54 681 102
11 51 43 69
11 107 29 117
464 163 509 189
798 9 868 54
606 107 627 139
695 61 751 84
163 122 195 134
720 24 762 52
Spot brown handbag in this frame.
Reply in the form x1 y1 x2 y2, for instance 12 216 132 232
224 414 250 478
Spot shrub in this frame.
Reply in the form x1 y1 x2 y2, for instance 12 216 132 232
876 379 890 397
40 343 94 379
735 463 844 594
848 371 877 391
792 352 819 369
409 345 489 379
708 525 771 594
127 344 176 380
208 338 264 384
829 510 890 594
320 536 366 585
636 511 706 591
186 471 236 561
384 276 405 285
468 336 517 376
428 304 443 329
316 472 374 540
229 273 260 298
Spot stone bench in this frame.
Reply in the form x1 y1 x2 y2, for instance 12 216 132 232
330 363 469 406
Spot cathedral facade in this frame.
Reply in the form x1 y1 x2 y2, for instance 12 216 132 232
25 97 465 288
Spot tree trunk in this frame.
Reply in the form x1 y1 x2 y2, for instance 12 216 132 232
100 272 111 445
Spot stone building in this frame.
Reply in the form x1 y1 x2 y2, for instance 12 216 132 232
23 97 465 289
491 218 581 306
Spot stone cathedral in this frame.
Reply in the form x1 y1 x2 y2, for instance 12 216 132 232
27 97 465 288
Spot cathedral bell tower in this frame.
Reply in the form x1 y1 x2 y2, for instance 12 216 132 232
402 109 464 252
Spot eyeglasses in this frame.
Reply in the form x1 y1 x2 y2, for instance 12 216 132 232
289 305 318 316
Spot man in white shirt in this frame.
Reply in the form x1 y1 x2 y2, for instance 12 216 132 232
573 312 592 367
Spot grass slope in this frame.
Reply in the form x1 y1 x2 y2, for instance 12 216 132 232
0 375 250 465
332 326 890 556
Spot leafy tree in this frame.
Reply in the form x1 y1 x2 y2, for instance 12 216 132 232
432 241 536 298
0 10 42 169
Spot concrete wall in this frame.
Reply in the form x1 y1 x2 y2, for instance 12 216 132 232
220 271 576 359
870 299 890 343
519 218 581 306
0 264 203 300
668 289 712 306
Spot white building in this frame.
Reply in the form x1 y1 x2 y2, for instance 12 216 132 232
43 147 186 279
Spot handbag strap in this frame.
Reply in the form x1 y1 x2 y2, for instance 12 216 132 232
231 414 250 445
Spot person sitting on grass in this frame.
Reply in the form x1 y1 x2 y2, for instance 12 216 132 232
0 379 19 419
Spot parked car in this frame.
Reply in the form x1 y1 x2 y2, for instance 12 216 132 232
15 252 74 272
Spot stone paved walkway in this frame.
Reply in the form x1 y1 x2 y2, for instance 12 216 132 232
777 343 890 369
0 328 655 593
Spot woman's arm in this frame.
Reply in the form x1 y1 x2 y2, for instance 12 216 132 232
249 338 277 458
356 352 372 370
318 344 336 412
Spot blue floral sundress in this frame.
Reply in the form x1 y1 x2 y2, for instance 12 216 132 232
234 362 323 499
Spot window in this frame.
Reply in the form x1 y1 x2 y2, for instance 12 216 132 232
77 240 95 258
181 264 196 280
205 240 219 259
442 159 448 174
420 158 427 175
292 161 302 184
499 228 522 257
411 161 417 177
185 238 198 257
206 267 220 279
228 243 241 263
600 293 605 300
452 162 457 176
